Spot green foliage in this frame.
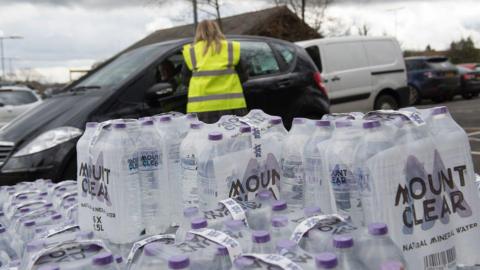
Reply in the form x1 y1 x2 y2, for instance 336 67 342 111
447 37 480 64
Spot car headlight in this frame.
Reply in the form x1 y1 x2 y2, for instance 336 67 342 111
13 127 83 157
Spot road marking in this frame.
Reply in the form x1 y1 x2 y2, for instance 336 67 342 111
472 151 480 156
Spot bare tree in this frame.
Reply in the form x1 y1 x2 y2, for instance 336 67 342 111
358 23 370 36
269 0 332 33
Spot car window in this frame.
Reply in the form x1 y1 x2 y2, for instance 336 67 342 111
426 57 455 69
272 43 295 66
305 45 322 72
364 40 397 66
405 60 426 71
323 42 368 73
241 41 280 77
0 91 37 106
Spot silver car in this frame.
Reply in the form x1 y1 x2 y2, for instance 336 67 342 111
0 86 42 128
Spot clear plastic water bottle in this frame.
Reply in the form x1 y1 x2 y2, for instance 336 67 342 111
77 122 98 233
138 119 168 235
358 223 405 270
213 244 232 270
271 200 289 217
197 132 225 210
168 255 191 270
275 238 298 254
247 190 273 230
353 120 393 225
176 207 200 243
380 260 405 270
316 252 338 269
190 217 208 231
303 120 333 210
251 230 273 253
271 216 290 244
233 257 255 270
179 121 205 209
232 125 253 152
92 252 119 270
103 122 142 243
332 235 367 270
21 220 36 242
155 115 182 223
262 116 288 160
135 242 169 269
325 120 363 225
0 226 17 260
222 219 251 253
280 118 310 210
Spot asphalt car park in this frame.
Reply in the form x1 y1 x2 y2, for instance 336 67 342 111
419 96 480 172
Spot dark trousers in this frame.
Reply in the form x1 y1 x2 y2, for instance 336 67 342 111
196 108 248 124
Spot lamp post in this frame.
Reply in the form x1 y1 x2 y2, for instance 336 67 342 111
0 35 23 80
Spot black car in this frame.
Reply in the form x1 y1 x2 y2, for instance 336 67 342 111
405 56 460 104
0 35 329 184
455 65 480 99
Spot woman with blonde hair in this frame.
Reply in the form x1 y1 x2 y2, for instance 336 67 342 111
182 19 248 123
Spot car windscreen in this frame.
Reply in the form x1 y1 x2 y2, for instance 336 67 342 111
0 91 38 106
426 57 455 69
74 44 168 89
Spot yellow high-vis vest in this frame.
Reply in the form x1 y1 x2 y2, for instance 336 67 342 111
183 40 247 113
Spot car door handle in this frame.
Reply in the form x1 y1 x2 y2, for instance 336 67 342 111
276 79 293 88
331 76 341 82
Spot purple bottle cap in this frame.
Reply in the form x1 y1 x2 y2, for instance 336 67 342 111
26 239 45 252
256 190 271 201
216 244 229 256
0 227 5 234
158 115 172 122
58 187 67 192
315 252 338 269
44 202 53 208
39 191 48 196
224 219 244 231
113 123 126 129
0 211 4 217
85 244 103 252
293 117 306 125
191 217 208 229
269 116 282 125
115 255 123 263
20 208 30 213
432 106 448 115
208 132 223 141
186 113 197 120
18 195 28 200
51 213 62 220
380 261 404 270
276 239 297 252
333 235 354 249
304 206 321 216
368 222 388 236
183 207 199 218
141 120 154 126
239 125 252 133
86 122 98 128
234 257 254 267
144 242 162 257
38 264 60 270
315 120 331 127
271 216 289 228
272 200 287 211
168 255 190 269
92 252 114 266
190 121 203 129
335 120 352 128
24 220 36 227
252 230 271 243
363 120 381 129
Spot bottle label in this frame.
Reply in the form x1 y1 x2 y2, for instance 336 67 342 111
290 214 348 243
219 198 247 222
126 234 176 266
181 155 199 206
242 253 302 270
330 164 356 212
139 148 160 171
189 228 242 263
44 224 80 239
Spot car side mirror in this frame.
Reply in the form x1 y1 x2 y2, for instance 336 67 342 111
146 83 174 102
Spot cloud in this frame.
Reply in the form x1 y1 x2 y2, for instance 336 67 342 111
0 0 144 9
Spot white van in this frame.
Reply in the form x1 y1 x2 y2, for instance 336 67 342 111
296 36 410 112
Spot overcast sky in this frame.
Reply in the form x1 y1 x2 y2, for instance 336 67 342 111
0 0 479 83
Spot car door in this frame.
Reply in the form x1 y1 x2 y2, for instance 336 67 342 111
239 40 296 118
320 41 372 112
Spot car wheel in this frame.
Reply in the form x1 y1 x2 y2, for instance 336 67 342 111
409 85 421 105
374 94 399 110
462 92 474 99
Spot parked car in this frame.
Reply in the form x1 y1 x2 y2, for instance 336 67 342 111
458 63 480 71
405 56 460 104
0 35 329 184
296 36 409 112
0 85 42 128
455 65 480 99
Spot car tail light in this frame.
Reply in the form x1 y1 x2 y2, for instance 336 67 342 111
424 71 434 78
313 72 328 97
463 74 475 80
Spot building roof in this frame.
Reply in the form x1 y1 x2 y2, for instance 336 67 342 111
122 6 320 53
